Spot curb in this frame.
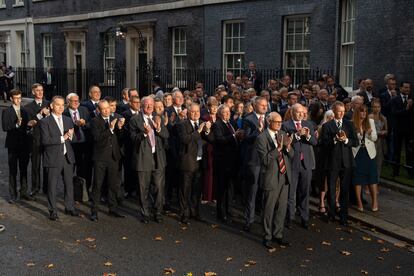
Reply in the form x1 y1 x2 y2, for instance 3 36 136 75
380 178 414 196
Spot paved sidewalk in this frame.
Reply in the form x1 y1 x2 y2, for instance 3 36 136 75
311 182 414 244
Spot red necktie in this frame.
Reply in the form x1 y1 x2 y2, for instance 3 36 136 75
278 150 286 174
73 111 81 140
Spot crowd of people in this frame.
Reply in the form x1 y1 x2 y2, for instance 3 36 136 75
2 61 413 249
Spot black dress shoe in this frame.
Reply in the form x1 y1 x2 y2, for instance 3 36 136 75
193 215 204 222
301 220 309 230
263 239 273 249
340 219 349 227
243 223 251 232
274 238 291 247
180 216 189 225
141 216 150 224
8 198 16 204
90 212 98 222
64 209 80 217
108 210 126 218
49 213 59 221
154 214 163 223
21 194 35 201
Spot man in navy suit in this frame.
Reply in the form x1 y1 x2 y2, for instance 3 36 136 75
39 96 80 220
81 85 101 118
282 103 317 229
321 101 359 226
2 89 32 203
241 96 268 231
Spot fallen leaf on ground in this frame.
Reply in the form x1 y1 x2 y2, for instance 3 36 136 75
268 247 276 253
103 273 117 276
175 240 182 244
18 246 23 250
75 239 81 243
377 239 385 244
395 266 401 270
380 247 390 253
346 229 353 234
26 262 35 267
393 242 405 248
306 247 313 251
340 250 352 256
104 262 112 267
361 269 369 275
204 272 217 276
377 256 384 261
122 237 128 240
85 237 96 242
211 224 219 229
321 241 332 246
88 244 97 249
180 226 188 231
311 223 315 227
153 236 163 241
315 229 321 233
246 260 257 265
339 237 345 241
46 264 54 269
163 268 176 274
335 227 342 231
226 257 233 261
362 236 372 241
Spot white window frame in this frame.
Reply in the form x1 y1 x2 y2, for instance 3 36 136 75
17 31 27 67
103 33 116 86
340 0 356 91
43 34 53 69
172 27 187 87
283 15 311 87
13 0 24 7
223 20 245 78
0 0 6 9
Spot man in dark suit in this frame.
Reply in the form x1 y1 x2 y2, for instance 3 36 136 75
282 104 317 229
81 85 101 118
326 75 349 102
256 112 293 249
244 61 262 93
40 67 56 100
391 81 414 177
129 96 169 223
2 89 32 203
117 88 139 114
176 103 212 224
164 90 186 209
213 104 242 223
63 93 92 192
89 100 125 221
321 101 359 226
121 95 141 197
241 96 268 231
344 95 363 120
280 92 298 119
39 96 80 220
25 83 50 195
357 79 378 109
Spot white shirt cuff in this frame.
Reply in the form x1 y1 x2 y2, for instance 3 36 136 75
60 136 65 143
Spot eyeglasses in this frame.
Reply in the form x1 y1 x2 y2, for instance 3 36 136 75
270 120 282 124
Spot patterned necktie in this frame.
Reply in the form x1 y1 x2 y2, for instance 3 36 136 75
337 120 342 130
276 134 286 174
147 117 156 149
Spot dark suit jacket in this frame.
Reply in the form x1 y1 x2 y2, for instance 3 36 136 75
326 84 349 102
321 119 359 170
90 115 123 162
2 106 30 150
256 129 294 190
39 114 75 168
212 119 238 170
165 105 185 159
390 93 414 134
129 112 169 171
242 112 266 168
81 100 98 118
282 119 317 171
116 102 129 114
176 119 212 172
25 99 50 147
63 106 92 142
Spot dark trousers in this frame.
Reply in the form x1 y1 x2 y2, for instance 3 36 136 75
327 168 352 221
393 131 414 176
8 148 29 199
137 169 165 218
165 151 178 205
31 142 48 193
244 165 260 224
91 159 120 212
72 142 92 191
123 151 136 195
46 156 74 214
215 166 234 219
179 162 202 218
287 163 312 222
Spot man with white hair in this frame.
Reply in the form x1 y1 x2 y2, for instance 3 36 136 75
63 92 93 193
344 95 363 120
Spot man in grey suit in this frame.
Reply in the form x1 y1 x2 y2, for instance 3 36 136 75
256 112 293 249
39 96 79 220
282 103 317 229
241 96 268 231
129 96 169 224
